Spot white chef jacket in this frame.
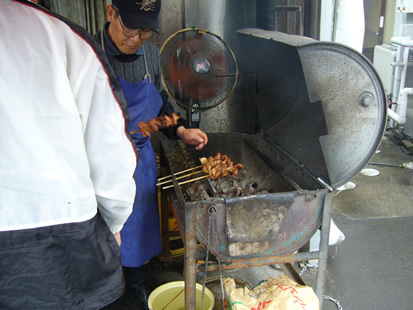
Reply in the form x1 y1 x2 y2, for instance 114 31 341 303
0 0 137 233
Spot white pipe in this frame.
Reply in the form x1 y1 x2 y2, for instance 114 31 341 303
390 37 413 103
387 87 413 124
391 45 404 103
399 47 411 96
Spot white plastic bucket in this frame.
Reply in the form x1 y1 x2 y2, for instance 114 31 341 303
148 281 214 310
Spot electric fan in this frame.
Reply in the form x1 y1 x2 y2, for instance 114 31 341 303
160 28 238 113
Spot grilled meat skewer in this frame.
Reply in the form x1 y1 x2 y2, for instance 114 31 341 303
130 113 181 136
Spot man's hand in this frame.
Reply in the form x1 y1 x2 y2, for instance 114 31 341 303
176 126 208 150
114 232 121 246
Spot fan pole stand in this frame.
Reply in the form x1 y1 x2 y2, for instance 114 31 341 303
186 102 201 128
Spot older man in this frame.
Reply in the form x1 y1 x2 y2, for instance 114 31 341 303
94 0 208 307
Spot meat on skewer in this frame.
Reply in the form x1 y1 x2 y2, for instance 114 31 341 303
199 152 243 180
159 153 243 189
131 113 181 137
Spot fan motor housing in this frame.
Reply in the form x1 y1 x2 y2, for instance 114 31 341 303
193 57 210 74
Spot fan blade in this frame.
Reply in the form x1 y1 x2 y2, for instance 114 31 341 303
166 38 229 101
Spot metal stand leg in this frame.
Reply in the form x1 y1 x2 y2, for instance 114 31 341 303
184 203 198 309
316 191 333 309
159 183 173 262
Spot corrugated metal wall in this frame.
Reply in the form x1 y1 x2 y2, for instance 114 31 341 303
49 0 107 35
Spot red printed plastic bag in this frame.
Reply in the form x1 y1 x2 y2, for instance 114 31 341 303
224 275 319 310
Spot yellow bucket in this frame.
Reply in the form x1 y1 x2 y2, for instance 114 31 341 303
148 281 214 310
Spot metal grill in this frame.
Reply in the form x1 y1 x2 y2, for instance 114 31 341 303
160 133 325 259
158 28 387 309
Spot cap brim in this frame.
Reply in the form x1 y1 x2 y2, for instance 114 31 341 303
119 10 160 34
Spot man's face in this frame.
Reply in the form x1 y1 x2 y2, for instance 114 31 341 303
106 5 153 55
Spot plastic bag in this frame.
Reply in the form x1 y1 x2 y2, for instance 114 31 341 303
224 275 319 310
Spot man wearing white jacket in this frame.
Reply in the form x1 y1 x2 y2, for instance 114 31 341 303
0 0 137 308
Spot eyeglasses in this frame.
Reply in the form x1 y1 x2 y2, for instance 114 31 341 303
117 15 152 39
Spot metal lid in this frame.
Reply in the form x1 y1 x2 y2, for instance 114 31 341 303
237 29 387 189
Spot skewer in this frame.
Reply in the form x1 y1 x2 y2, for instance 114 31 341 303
130 129 140 134
157 165 203 181
156 170 203 186
162 175 209 190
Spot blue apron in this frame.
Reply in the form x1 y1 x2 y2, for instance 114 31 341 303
117 51 163 267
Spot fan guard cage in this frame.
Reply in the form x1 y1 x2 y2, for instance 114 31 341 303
160 28 238 111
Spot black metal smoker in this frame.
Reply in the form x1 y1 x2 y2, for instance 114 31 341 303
159 29 387 309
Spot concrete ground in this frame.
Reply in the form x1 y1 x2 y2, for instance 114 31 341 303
104 132 413 310
319 132 413 310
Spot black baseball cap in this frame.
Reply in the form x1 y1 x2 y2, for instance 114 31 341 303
112 0 161 33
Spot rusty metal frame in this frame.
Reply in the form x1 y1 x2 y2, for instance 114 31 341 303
158 135 333 309
174 191 333 309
